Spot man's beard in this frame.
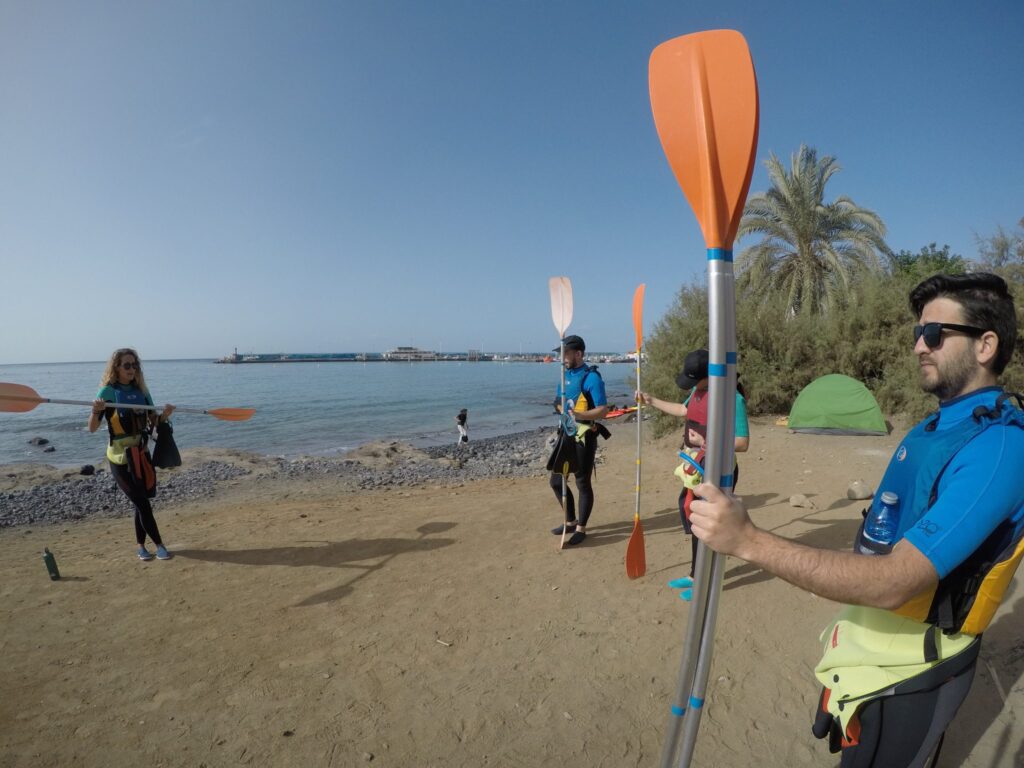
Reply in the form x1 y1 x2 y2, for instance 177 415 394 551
920 346 976 401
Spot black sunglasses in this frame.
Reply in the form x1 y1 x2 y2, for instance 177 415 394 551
120 362 139 370
913 322 987 349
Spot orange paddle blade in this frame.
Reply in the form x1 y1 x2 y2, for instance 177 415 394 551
632 284 646 350
548 276 573 337
207 408 256 422
649 30 759 249
625 516 647 579
0 382 43 412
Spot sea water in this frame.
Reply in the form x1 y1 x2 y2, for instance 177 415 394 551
0 360 638 467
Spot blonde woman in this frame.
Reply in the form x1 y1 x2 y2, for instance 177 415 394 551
88 348 175 561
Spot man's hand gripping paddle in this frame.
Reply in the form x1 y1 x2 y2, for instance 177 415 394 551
0 382 256 421
649 30 759 768
549 276 574 550
625 283 647 578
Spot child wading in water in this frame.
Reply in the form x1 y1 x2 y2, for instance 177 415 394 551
637 349 749 599
455 408 468 445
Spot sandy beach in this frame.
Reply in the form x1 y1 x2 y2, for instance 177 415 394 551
2 418 1022 767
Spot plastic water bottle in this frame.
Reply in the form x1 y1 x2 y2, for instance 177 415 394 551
863 492 900 551
43 547 61 580
562 399 578 436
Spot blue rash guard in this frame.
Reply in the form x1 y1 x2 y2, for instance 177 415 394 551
555 364 607 413
901 387 1024 578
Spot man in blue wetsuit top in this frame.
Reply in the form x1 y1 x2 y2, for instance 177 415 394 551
689 273 1024 767
549 335 609 546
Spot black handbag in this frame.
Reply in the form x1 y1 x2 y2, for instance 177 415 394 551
151 421 182 469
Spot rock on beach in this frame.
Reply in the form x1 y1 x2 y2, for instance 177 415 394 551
0 428 556 529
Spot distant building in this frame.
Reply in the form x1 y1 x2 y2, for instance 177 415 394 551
383 346 438 361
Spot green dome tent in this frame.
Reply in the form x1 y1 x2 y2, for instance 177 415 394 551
787 374 887 435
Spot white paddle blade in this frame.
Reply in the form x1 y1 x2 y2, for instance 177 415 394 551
548 276 573 336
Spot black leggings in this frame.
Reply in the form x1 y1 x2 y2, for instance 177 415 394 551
111 462 163 546
679 463 740 577
549 431 599 527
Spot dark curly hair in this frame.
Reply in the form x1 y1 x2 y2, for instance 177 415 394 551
909 272 1017 374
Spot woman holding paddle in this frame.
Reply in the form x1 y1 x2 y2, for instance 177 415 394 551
636 348 749 591
88 348 176 562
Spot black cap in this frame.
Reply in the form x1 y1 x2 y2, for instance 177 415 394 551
554 334 586 352
675 349 709 389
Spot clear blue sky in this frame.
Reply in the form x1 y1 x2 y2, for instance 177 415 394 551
2 1 1022 364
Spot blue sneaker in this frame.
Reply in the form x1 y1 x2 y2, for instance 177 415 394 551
667 576 694 589
138 547 154 561
155 545 173 561
668 576 694 602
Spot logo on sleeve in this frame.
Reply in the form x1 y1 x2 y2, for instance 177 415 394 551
896 445 908 461
916 519 940 536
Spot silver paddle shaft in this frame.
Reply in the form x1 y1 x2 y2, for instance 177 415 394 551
661 251 738 768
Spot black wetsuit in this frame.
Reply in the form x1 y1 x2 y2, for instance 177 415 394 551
110 461 164 547
549 429 599 527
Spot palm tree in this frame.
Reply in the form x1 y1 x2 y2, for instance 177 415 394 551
736 145 892 315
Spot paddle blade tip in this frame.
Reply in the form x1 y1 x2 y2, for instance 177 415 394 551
625 523 647 578
0 382 43 413
209 408 256 422
649 28 760 249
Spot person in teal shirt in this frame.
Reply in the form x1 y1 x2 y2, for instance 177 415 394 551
88 348 175 562
637 348 749 593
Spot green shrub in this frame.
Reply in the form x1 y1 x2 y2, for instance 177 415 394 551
642 259 1024 438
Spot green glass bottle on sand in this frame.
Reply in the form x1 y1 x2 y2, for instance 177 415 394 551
43 548 60 580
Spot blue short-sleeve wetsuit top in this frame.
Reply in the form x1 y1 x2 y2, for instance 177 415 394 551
901 387 1024 579
556 365 607 411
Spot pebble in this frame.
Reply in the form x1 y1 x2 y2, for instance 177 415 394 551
846 479 873 500
0 461 249 528
789 493 816 509
1 429 556 529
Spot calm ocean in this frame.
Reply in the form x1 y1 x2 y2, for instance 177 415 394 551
0 360 638 467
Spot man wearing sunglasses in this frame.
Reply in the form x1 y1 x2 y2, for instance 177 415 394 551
688 273 1024 767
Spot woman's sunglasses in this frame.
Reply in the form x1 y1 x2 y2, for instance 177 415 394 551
120 362 139 370
913 322 986 349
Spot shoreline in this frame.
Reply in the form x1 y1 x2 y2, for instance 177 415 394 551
0 425 565 528
0 415 575 472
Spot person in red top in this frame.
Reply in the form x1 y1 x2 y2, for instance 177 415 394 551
637 349 750 588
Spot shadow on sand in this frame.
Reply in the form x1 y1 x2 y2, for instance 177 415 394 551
175 522 457 607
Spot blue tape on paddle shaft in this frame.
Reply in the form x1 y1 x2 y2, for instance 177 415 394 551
708 363 727 377
706 248 733 262
720 473 734 488
689 696 705 709
671 704 685 717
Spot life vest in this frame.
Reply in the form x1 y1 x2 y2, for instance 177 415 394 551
562 365 609 442
103 384 152 465
105 384 151 441
682 387 709 449
859 390 1024 643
